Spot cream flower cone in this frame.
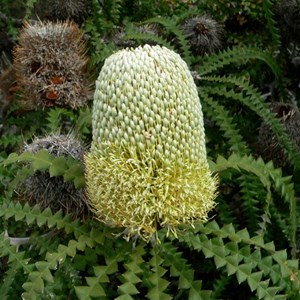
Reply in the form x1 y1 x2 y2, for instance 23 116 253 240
85 45 218 241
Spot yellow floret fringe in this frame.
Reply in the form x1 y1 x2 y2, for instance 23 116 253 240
85 143 218 241
85 44 218 242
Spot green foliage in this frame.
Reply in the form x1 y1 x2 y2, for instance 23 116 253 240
263 0 281 49
3 149 85 188
142 16 193 66
24 0 38 19
0 201 299 299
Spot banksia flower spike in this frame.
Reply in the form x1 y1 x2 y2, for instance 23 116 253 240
14 21 90 109
181 15 224 56
18 134 89 219
85 45 218 241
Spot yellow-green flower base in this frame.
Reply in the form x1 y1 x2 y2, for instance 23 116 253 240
85 142 218 241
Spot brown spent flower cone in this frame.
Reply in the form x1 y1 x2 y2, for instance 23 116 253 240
13 20 91 109
256 102 300 168
17 134 89 219
275 0 300 45
0 65 17 117
33 0 91 24
181 15 224 56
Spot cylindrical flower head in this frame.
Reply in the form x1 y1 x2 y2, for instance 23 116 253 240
85 45 218 241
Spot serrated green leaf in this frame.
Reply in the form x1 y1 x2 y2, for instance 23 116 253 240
256 280 270 299
64 163 84 182
273 250 287 262
146 289 172 300
236 264 252 284
29 273 44 293
74 176 86 188
177 269 193 289
49 157 68 177
3 152 19 166
116 296 134 300
123 271 142 284
35 261 54 283
31 150 54 171
247 271 263 291
85 277 106 296
21 290 37 300
214 255 227 269
118 282 139 295
74 286 93 300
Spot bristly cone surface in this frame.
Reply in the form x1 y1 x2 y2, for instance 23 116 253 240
33 0 90 24
85 45 218 241
13 20 90 109
181 15 224 56
18 134 89 219
256 102 300 168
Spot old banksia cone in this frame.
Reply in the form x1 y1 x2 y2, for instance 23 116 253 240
14 21 90 109
18 134 88 218
34 0 90 24
85 45 218 241
181 15 224 56
257 102 300 168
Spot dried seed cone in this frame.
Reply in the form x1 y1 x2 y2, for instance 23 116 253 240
85 45 218 240
257 102 300 167
14 21 90 109
34 0 90 24
18 134 88 218
275 0 300 44
181 15 224 56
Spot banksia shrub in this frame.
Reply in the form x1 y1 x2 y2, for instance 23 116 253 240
13 21 90 109
256 102 300 167
181 15 224 56
85 45 218 241
18 134 88 218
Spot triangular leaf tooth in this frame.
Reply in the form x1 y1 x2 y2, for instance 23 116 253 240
273 250 287 262
74 286 94 300
222 223 236 236
256 279 271 299
21 290 37 300
31 150 54 171
236 264 252 284
204 220 220 231
85 278 106 296
236 228 250 240
146 289 172 300
214 255 227 269
28 273 44 293
116 295 135 300
178 269 193 289
118 282 140 295
49 156 68 177
3 152 19 166
247 271 263 291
